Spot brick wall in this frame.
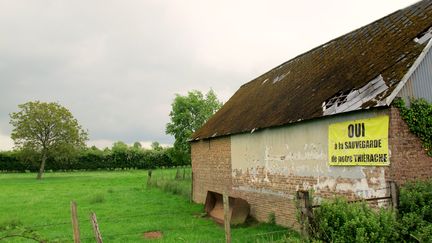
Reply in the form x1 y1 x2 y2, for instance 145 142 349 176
191 107 432 228
191 136 299 227
230 189 298 227
191 137 232 203
387 107 432 185
230 166 387 227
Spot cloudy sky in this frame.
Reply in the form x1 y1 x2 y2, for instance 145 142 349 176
0 0 418 150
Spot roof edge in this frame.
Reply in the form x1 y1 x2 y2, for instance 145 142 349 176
193 106 390 141
385 37 432 105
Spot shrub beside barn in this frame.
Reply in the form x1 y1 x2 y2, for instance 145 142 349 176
191 1 432 227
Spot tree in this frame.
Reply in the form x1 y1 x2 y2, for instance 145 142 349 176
9 101 88 179
111 141 129 169
111 141 128 153
133 141 142 149
151 141 163 151
166 89 222 163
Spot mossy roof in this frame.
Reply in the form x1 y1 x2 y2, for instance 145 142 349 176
192 0 432 141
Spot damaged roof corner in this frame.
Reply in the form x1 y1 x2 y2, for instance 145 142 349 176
414 26 432 44
323 75 388 116
385 36 432 105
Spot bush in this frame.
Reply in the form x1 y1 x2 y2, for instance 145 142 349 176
398 179 432 241
311 198 399 243
305 180 432 242
399 180 432 222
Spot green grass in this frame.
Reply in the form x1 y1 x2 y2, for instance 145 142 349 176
147 167 192 200
0 169 301 242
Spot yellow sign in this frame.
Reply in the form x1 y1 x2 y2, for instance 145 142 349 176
328 116 389 166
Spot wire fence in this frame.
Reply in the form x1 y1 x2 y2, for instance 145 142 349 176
75 227 293 243
13 183 396 242
1 168 296 242
3 209 295 243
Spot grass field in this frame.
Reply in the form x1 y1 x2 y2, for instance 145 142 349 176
0 169 300 242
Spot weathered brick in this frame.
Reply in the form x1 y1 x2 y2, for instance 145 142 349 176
192 108 432 227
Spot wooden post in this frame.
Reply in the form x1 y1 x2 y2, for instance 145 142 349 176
175 168 181 180
390 181 399 212
90 212 103 243
296 191 305 237
190 171 194 203
70 201 80 243
147 169 152 185
223 193 231 243
304 191 313 223
296 191 312 238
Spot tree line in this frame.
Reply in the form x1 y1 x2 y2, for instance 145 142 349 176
4 89 222 176
0 141 187 172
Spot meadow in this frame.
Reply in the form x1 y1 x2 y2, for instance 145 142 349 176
0 169 300 242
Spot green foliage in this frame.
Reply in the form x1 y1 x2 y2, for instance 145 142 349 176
132 141 142 149
398 179 432 242
394 98 432 156
268 212 276 225
150 141 162 151
9 101 88 179
0 141 188 172
0 150 33 172
311 198 399 243
166 89 222 164
414 224 432 243
75 143 180 170
308 180 432 243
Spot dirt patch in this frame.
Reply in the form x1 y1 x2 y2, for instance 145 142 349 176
143 231 163 239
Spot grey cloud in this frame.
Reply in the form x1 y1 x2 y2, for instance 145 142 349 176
0 0 417 147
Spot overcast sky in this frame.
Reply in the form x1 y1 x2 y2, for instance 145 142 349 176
0 0 418 150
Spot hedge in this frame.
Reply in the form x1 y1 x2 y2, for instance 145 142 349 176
308 179 432 242
0 147 187 172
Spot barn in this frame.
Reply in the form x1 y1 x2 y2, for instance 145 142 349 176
191 0 432 227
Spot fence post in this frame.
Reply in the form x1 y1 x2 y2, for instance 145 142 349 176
90 212 103 243
223 192 231 243
296 191 312 238
175 168 181 180
147 169 152 185
390 181 399 212
190 171 194 203
70 201 80 243
304 191 313 223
